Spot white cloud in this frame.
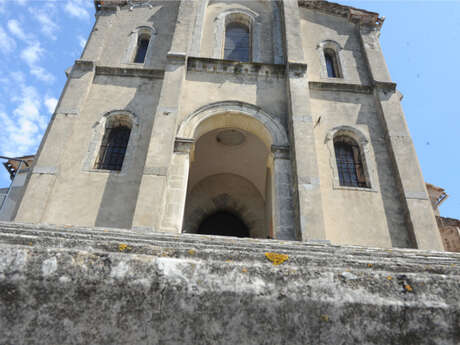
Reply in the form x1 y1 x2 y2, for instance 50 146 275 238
44 97 58 114
64 0 90 20
0 27 16 54
20 42 43 65
0 85 49 157
7 19 28 41
34 10 59 40
77 35 87 48
30 66 55 83
14 0 27 5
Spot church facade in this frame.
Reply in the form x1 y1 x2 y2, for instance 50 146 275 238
13 0 443 251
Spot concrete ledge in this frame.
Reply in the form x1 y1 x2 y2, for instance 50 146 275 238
0 221 459 344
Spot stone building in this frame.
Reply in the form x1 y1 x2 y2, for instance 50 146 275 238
1 1 459 343
11 0 444 251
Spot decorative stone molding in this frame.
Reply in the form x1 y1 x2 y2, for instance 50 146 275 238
177 100 289 147
122 26 157 66
298 0 385 28
174 138 195 154
325 125 378 192
212 8 260 62
95 65 164 79
82 109 140 176
309 81 372 94
317 40 347 80
287 62 308 78
187 57 285 79
271 145 290 160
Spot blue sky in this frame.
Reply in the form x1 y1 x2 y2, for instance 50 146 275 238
0 0 458 219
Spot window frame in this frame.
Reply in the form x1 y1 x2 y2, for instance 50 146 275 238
212 9 259 63
122 26 156 66
326 126 378 193
223 21 251 62
94 122 132 171
317 40 346 80
82 110 139 175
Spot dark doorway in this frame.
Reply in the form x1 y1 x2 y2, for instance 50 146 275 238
197 211 249 238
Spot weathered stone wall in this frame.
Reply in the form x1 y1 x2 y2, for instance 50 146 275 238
0 222 458 345
437 216 460 252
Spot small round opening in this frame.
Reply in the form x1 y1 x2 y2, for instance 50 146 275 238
216 129 246 146
197 211 249 238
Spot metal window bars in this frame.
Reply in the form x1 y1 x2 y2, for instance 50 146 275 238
334 141 367 188
94 125 131 171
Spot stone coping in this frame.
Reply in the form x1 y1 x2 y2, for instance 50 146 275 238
0 221 458 275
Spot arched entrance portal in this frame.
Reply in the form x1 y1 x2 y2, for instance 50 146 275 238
183 128 269 238
160 101 296 241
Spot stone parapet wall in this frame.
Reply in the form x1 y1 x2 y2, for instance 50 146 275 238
0 222 459 345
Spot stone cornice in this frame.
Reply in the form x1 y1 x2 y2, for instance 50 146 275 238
187 57 286 79
95 65 164 79
309 80 373 94
298 0 385 28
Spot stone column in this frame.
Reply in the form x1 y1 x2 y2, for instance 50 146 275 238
272 146 296 240
360 26 443 251
281 0 326 241
159 138 194 233
132 0 196 232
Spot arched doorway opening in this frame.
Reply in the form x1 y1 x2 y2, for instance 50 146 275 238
183 126 271 239
197 211 249 237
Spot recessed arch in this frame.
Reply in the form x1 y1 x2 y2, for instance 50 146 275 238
177 101 288 148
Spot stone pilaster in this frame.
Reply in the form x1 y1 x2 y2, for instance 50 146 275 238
271 145 296 240
360 26 443 250
132 0 196 232
282 0 326 241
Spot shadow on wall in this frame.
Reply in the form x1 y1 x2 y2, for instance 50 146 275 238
94 78 161 229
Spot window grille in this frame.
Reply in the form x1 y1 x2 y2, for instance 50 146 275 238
334 137 367 188
134 35 150 63
224 23 250 62
95 125 131 171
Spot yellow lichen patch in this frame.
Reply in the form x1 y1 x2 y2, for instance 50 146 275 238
387 276 392 280
242 267 248 273
188 249 196 256
28 242 33 246
118 243 130 252
404 284 413 292
320 314 329 322
367 263 373 268
265 252 289 265
225 259 233 263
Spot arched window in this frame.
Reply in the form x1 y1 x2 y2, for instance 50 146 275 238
95 120 131 171
334 136 367 188
324 48 341 78
133 33 150 63
224 22 250 62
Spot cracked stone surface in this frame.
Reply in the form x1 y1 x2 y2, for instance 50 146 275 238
0 221 459 345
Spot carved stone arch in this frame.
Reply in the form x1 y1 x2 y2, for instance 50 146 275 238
123 25 157 65
213 8 261 62
317 39 346 79
177 101 289 148
183 173 266 238
325 125 378 192
82 110 140 175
